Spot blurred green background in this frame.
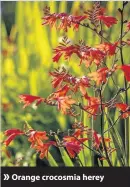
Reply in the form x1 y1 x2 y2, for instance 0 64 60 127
1 1 130 167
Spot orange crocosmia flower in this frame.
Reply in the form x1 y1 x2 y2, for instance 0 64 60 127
63 131 88 158
4 129 24 146
54 84 70 97
35 141 56 159
50 68 90 96
93 133 111 149
126 21 130 31
49 70 66 88
86 128 111 149
28 130 48 148
53 45 76 63
88 67 108 86
56 95 76 114
84 48 105 67
98 15 118 28
64 136 88 144
63 129 86 142
42 8 87 32
50 84 75 114
73 129 83 137
73 76 90 96
50 68 90 92
53 43 105 67
115 103 130 119
58 15 87 32
119 65 130 82
92 131 101 149
63 129 85 143
64 142 82 158
97 42 118 56
84 95 101 118
53 53 62 63
19 94 44 108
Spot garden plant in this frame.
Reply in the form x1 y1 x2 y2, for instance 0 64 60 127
1 1 130 167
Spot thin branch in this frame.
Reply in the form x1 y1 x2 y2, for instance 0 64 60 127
76 21 112 44
104 115 121 134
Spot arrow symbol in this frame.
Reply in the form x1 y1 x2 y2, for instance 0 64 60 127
3 174 10 180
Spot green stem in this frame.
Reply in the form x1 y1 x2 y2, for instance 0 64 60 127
99 87 113 167
80 98 87 166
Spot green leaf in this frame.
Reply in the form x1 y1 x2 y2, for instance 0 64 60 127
48 152 58 167
58 147 74 167
54 135 74 166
